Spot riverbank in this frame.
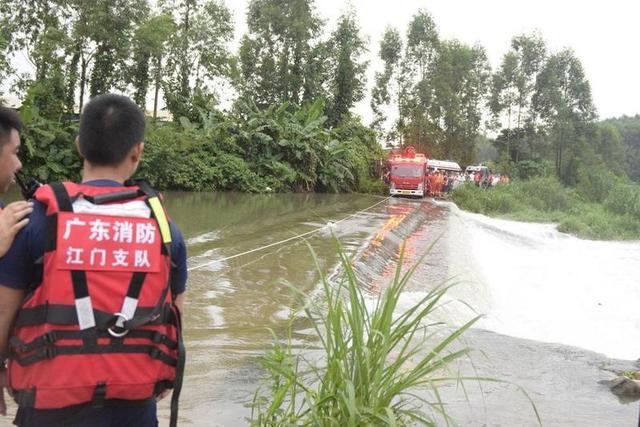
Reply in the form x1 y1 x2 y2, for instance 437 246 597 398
450 177 640 240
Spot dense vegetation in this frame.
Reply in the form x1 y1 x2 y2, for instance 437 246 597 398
602 115 640 182
452 177 640 240
1 2 633 421
0 1 638 201
1 0 384 193
453 114 640 241
139 100 383 192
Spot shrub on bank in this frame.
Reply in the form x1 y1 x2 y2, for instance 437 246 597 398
452 178 574 215
357 178 388 195
452 177 640 240
575 166 620 203
515 177 576 212
513 159 553 180
139 103 382 193
604 183 640 217
559 203 640 240
19 104 82 183
15 100 383 194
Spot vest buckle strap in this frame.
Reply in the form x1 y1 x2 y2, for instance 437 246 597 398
43 331 57 344
149 347 160 360
92 382 107 408
151 331 163 344
107 312 130 338
43 347 57 359
9 336 27 353
15 388 36 407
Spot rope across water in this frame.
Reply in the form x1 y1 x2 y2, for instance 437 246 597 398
187 196 392 272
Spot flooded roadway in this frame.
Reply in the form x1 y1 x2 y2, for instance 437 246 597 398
6 191 636 426
150 192 640 426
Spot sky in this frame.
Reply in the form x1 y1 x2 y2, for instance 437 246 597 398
225 0 640 123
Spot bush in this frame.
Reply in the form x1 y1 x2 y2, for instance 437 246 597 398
19 104 81 183
513 159 552 180
558 202 640 240
15 100 385 194
514 177 575 212
452 177 573 215
575 165 619 203
452 176 640 240
604 183 640 217
139 102 383 193
316 118 382 193
450 183 488 214
358 178 387 195
483 190 523 214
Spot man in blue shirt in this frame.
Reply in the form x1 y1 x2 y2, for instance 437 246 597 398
0 107 34 258
0 95 187 427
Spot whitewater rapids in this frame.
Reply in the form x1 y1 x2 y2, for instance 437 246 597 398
443 201 640 361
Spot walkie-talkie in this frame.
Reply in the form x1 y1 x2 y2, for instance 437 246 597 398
15 171 42 200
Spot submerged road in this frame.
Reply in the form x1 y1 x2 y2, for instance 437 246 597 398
161 193 639 426
6 192 635 426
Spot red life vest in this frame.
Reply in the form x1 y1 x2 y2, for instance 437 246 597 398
8 181 182 411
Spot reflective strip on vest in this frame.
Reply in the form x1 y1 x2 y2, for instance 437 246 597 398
148 197 172 244
116 296 139 328
72 198 152 218
75 296 96 330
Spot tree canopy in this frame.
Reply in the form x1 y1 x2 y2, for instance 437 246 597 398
0 1 636 193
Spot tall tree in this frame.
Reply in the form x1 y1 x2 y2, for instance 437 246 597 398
370 27 403 139
430 41 490 163
162 0 233 121
239 0 324 107
587 122 627 174
325 10 367 127
490 33 547 161
0 0 69 79
66 1 94 112
604 115 640 182
61 0 148 112
400 10 440 152
128 13 175 114
372 10 449 151
0 27 10 93
371 10 490 160
533 48 596 181
0 0 72 116
86 0 148 97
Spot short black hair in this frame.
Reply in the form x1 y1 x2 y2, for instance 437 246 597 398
0 106 23 148
78 94 145 166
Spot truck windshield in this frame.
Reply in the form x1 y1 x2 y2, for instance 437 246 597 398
391 165 423 178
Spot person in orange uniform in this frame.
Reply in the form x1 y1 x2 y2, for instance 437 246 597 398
427 171 436 197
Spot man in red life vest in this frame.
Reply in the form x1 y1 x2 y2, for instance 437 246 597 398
0 95 187 427
0 107 33 257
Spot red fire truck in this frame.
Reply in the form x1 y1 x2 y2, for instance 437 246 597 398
385 146 428 197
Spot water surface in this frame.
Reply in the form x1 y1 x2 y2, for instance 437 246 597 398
4 190 638 426
159 192 639 426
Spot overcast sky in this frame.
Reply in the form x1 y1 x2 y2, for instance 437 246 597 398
227 0 640 123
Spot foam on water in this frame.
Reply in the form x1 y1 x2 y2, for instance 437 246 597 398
186 230 221 246
448 205 640 360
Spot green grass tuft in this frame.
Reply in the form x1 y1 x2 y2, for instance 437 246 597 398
250 240 537 426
